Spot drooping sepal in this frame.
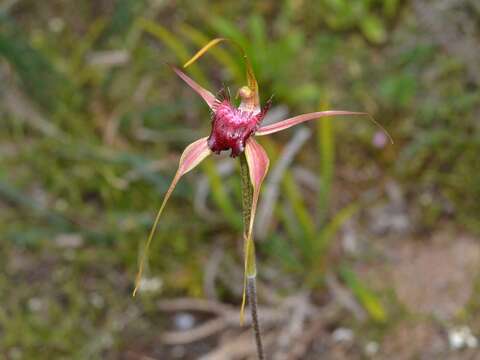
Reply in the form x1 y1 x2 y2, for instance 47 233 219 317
133 137 211 296
239 137 270 324
244 138 270 239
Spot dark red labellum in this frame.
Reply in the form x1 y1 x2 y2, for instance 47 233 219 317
208 99 271 157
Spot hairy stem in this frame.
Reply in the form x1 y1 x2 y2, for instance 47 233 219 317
247 276 264 360
239 153 264 360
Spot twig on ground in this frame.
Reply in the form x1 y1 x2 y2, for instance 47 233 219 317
284 304 340 360
326 272 366 321
274 294 312 359
157 297 233 315
158 297 284 345
200 329 276 360
156 294 342 359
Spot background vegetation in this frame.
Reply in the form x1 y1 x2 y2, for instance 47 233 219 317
1 0 479 358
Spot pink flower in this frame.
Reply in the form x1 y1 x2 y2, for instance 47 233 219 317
207 87 272 157
134 39 392 314
373 131 388 148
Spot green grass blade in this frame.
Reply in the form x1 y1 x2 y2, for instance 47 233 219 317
340 266 387 323
282 171 316 262
202 159 241 230
315 203 358 257
316 103 335 225
136 18 210 87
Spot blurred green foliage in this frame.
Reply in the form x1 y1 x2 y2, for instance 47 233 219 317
1 0 479 358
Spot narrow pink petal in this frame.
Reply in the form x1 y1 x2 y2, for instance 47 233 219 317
257 110 393 143
256 111 368 136
171 66 216 109
134 137 211 296
244 137 270 240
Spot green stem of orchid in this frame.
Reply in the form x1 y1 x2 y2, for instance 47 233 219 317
247 276 264 360
239 153 264 360
239 153 257 277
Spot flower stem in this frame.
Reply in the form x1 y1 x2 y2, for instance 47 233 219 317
247 275 264 360
239 153 265 360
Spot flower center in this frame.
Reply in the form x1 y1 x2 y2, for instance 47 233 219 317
207 100 260 157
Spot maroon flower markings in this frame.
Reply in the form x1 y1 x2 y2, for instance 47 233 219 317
208 88 272 157
134 39 392 320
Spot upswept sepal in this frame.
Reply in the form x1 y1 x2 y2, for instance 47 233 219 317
171 65 217 109
183 38 260 112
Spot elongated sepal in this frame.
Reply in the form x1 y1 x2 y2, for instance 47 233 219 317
171 65 216 109
183 38 227 68
239 138 269 324
183 38 260 112
256 111 393 143
133 137 211 296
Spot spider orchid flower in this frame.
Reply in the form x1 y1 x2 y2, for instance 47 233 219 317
133 38 392 323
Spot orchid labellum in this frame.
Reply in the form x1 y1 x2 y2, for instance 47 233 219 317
133 38 392 332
